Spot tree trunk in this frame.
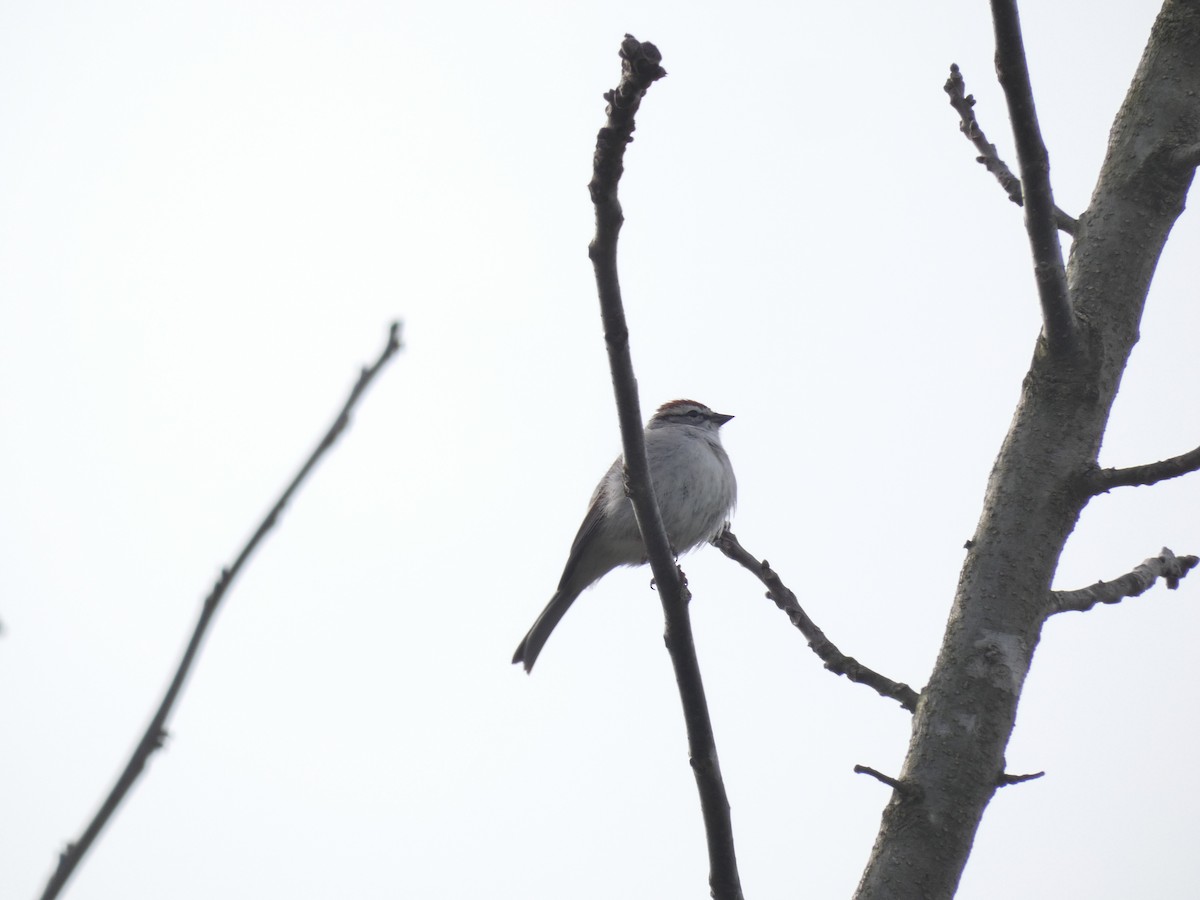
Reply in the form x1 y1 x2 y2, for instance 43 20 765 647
854 2 1200 897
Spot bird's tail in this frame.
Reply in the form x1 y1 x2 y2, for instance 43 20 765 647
512 588 579 673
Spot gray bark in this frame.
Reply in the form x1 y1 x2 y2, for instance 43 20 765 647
854 2 1200 897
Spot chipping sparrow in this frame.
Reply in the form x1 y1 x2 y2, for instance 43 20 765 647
513 399 737 672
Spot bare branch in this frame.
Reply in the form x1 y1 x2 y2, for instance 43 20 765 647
1053 207 1077 235
997 770 1045 787
1086 443 1200 494
714 529 920 712
944 64 1077 235
945 64 1022 203
861 4 1200 894
990 0 1076 353
586 36 743 900
39 322 403 900
854 765 919 797
1049 547 1199 615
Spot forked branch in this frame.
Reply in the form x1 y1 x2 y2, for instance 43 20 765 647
39 322 403 900
714 529 920 712
587 35 743 900
1086 443 1200 494
1049 547 1198 615
944 63 1077 235
990 0 1076 353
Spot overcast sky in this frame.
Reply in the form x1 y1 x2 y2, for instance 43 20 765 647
4 2 1198 898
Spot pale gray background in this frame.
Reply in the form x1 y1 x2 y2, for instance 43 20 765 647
4 2 1197 898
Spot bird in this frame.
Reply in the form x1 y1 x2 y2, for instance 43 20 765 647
513 399 737 672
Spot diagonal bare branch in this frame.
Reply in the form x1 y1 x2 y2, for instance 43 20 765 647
1086 443 1200 494
586 35 743 900
1049 547 1198 615
944 63 1077 235
854 765 916 796
990 0 1077 353
39 322 403 900
714 529 920 712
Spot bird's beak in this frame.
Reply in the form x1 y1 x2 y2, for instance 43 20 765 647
713 412 734 426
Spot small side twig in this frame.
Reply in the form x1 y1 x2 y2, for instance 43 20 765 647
587 36 743 900
1049 547 1198 615
997 770 1045 788
854 765 920 799
944 63 1077 235
714 529 920 712
38 322 403 900
1085 443 1200 494
990 0 1076 354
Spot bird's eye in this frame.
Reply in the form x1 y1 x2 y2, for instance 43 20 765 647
687 409 701 418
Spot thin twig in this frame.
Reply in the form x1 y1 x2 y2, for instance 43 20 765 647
1049 547 1198 615
997 770 1045 787
990 0 1076 353
944 64 1077 235
39 322 403 900
854 765 919 798
714 529 920 712
586 35 743 900
1086 443 1200 494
